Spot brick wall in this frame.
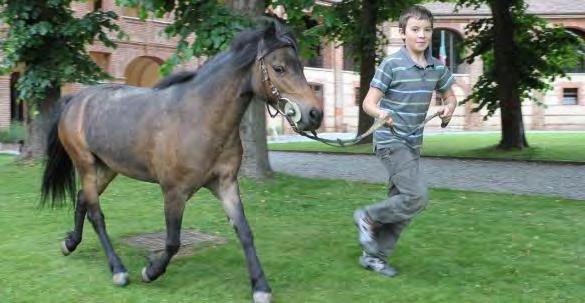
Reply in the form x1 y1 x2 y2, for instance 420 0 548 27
0 76 10 128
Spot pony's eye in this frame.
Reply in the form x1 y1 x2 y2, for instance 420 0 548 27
272 65 285 74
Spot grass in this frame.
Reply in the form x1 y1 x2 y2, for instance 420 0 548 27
1 154 584 302
269 132 585 163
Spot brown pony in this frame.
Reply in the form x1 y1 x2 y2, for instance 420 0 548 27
40 23 322 303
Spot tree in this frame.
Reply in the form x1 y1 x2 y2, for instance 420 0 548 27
226 0 273 179
458 0 584 149
0 0 121 159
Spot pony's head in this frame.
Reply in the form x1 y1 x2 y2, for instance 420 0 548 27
250 23 323 131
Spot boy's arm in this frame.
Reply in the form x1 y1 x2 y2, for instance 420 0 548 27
362 87 393 126
437 87 457 125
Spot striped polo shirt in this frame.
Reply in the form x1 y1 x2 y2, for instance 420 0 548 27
370 46 454 150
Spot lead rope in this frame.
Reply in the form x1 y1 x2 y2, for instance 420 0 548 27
295 112 442 147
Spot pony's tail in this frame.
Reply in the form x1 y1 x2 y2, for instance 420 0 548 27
40 95 77 208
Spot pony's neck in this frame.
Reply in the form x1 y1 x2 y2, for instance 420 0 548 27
182 53 259 130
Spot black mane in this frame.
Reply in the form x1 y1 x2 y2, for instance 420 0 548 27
153 22 297 89
153 70 197 90
229 23 297 70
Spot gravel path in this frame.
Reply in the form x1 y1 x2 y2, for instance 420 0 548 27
269 151 585 201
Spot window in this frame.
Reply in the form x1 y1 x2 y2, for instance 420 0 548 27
354 87 362 105
90 0 102 11
564 28 585 73
10 73 24 122
343 45 356 72
122 6 140 17
310 83 323 99
304 45 323 68
562 88 578 105
431 29 463 73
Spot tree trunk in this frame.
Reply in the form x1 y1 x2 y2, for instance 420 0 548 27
490 0 529 149
19 85 61 160
240 99 274 179
227 0 274 179
356 0 378 144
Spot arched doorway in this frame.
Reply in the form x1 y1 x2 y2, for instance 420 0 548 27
125 56 163 87
431 28 464 74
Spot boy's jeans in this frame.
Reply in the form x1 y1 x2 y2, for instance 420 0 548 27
365 144 429 259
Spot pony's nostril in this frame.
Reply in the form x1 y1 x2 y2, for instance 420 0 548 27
309 108 322 122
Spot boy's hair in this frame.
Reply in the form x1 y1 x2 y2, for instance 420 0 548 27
398 5 434 33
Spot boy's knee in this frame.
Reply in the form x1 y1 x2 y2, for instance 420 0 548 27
406 190 428 213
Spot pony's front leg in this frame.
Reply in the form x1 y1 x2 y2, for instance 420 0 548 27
210 177 272 303
141 188 187 282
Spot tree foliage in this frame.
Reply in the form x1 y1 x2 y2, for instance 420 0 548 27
280 0 417 67
0 0 122 105
458 0 585 118
116 0 324 74
117 0 258 74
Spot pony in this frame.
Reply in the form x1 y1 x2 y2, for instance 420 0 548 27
41 23 322 303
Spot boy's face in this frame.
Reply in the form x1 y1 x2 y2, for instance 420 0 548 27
400 17 433 54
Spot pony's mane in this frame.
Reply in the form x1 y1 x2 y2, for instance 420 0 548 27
152 23 297 89
153 70 197 90
229 24 297 70
196 24 298 78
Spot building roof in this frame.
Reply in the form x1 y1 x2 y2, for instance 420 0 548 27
424 0 585 17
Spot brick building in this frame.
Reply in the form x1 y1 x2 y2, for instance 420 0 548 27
1 0 584 134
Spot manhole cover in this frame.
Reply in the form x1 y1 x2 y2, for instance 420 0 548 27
122 229 227 257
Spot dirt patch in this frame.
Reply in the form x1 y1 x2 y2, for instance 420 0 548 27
122 229 227 257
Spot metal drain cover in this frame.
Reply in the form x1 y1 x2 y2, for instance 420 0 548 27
122 229 227 257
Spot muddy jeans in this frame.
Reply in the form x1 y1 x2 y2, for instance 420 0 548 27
365 144 429 259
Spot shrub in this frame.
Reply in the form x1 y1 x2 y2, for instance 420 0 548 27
0 122 26 144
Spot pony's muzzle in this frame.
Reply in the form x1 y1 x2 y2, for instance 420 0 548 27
308 107 322 126
296 105 322 131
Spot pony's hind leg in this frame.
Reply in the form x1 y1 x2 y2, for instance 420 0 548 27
61 190 87 255
141 187 189 282
208 176 272 303
62 167 117 256
76 161 128 286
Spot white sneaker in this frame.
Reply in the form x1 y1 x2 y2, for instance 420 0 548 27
359 254 398 277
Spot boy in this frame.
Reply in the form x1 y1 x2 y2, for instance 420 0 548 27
353 5 457 277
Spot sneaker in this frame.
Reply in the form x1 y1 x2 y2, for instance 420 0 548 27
353 209 378 255
359 254 398 277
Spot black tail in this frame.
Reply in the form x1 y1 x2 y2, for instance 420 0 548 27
40 95 77 208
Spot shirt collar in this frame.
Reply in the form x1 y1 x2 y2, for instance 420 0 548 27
399 46 434 69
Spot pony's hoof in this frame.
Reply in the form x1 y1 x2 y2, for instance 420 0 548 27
112 272 130 287
61 240 71 256
141 267 151 283
253 291 272 303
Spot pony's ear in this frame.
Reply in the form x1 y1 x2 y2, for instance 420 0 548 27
263 22 277 40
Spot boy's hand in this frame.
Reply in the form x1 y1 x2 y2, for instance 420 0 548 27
439 103 455 127
378 110 393 127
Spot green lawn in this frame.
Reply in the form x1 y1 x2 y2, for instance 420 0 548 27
1 154 584 302
269 132 585 163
